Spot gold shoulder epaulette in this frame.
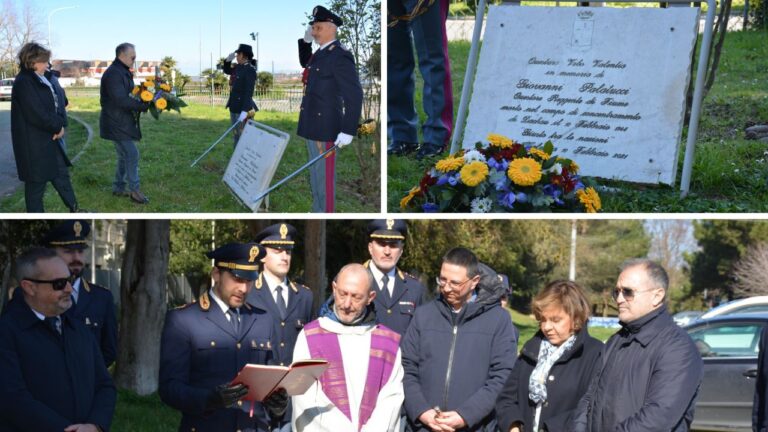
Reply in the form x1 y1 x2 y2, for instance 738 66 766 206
198 292 210 311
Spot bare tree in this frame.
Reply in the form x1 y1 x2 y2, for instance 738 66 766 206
646 220 696 291
304 220 327 312
730 243 768 297
113 220 170 395
0 0 43 77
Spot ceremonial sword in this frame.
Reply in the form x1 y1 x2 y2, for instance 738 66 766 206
250 143 339 204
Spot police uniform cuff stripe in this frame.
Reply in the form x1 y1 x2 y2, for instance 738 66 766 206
49 240 88 245
261 241 295 245
217 262 258 271
370 234 405 240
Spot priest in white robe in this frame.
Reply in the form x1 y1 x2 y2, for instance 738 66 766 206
292 263 404 432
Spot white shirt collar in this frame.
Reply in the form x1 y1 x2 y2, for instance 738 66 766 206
72 277 81 300
319 39 336 51
368 264 396 286
29 306 50 321
263 272 288 293
209 289 233 315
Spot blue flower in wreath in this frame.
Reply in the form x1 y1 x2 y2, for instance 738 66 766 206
422 202 439 213
543 184 565 206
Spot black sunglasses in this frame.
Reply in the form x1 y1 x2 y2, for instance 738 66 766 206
25 277 71 291
612 287 656 301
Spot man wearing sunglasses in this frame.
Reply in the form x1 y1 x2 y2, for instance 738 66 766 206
41 219 118 367
573 258 703 432
401 247 517 432
0 247 116 432
364 219 426 336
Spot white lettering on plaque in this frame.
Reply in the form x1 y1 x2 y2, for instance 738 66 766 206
463 6 698 184
223 120 290 211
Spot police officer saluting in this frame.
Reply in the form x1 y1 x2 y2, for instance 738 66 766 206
365 219 427 336
247 223 315 432
224 43 258 147
41 219 119 367
159 242 288 432
297 6 363 213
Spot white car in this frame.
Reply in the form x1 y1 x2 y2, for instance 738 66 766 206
0 78 13 101
700 296 768 320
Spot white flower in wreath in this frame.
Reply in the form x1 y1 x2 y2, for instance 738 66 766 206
470 197 493 213
544 163 563 175
463 150 487 164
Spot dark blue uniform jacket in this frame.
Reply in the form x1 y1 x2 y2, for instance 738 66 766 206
364 261 427 337
297 40 363 142
159 292 276 432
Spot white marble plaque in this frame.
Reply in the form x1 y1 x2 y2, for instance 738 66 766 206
463 6 699 184
223 121 290 211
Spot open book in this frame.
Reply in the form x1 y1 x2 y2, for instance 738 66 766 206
231 359 329 402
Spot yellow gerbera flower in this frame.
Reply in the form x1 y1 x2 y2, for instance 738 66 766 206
529 147 550 160
576 187 601 213
155 97 168 110
435 156 464 173
145 76 155 81
140 90 153 102
131 86 140 96
144 80 155 88
160 83 171 92
459 161 489 187
569 161 580 173
487 133 514 149
507 157 542 186
400 186 420 209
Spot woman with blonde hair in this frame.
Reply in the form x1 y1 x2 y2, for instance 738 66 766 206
10 42 79 212
496 280 603 432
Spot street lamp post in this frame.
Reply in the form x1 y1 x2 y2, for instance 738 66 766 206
48 6 78 49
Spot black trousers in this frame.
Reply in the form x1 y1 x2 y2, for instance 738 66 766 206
24 149 77 212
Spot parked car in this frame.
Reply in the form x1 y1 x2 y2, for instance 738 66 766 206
684 313 767 432
0 78 13 101
701 296 768 320
674 310 704 327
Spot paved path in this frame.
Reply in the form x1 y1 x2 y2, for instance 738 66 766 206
0 101 21 198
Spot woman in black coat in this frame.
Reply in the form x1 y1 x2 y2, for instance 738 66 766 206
496 280 603 432
10 42 78 212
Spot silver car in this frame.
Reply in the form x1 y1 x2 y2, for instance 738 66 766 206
685 313 766 432
0 78 13 101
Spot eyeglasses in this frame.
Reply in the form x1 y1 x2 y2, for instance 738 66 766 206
612 287 657 301
436 276 472 290
24 277 71 291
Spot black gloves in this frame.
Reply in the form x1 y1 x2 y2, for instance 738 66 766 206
263 388 289 418
205 383 249 411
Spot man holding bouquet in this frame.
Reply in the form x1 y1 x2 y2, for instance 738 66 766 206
99 42 150 204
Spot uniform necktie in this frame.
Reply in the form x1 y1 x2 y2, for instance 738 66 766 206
227 308 240 334
276 285 288 320
380 274 391 304
45 316 62 335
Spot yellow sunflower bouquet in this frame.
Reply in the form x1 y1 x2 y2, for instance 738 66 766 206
130 76 187 120
400 133 601 213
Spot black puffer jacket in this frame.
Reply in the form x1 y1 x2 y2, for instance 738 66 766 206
402 263 518 431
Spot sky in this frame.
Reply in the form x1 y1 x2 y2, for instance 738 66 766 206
23 0 337 75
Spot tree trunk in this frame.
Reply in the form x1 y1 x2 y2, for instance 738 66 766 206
113 220 170 395
304 220 327 312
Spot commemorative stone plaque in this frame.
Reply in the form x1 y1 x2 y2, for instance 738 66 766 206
463 6 699 184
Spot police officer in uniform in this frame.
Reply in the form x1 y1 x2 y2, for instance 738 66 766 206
224 43 258 147
247 223 314 432
41 219 119 367
364 219 427 336
297 6 363 213
159 242 288 432
0 247 115 432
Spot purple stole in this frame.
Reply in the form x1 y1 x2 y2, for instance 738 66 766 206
304 320 401 431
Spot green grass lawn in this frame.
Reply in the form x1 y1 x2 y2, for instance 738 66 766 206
1 98 378 213
114 308 615 432
388 30 768 212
